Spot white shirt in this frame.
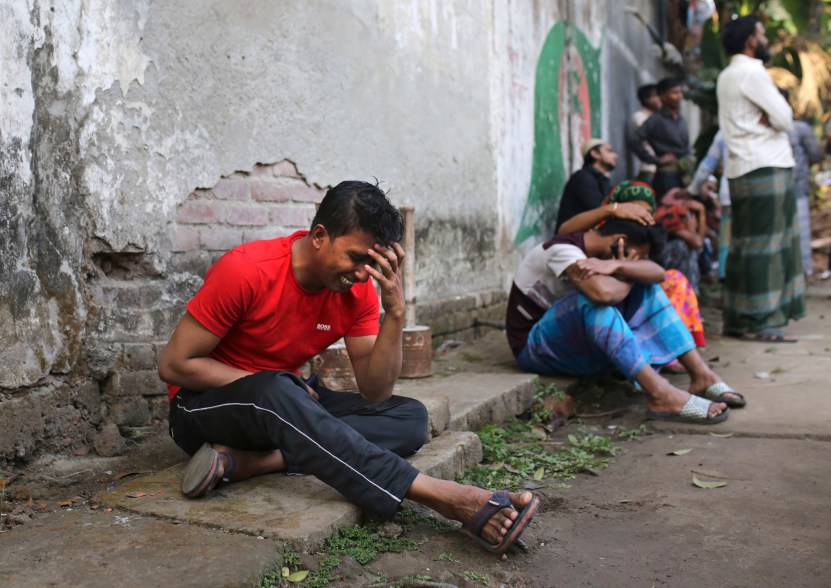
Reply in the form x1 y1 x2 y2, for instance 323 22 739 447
512 242 585 312
716 54 794 178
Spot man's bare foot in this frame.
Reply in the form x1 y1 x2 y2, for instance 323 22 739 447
637 364 727 419
406 475 535 545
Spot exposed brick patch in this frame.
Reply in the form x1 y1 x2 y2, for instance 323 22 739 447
178 201 223 224
166 226 200 252
271 204 315 227
251 163 274 177
242 227 294 243
103 370 167 399
122 343 157 370
200 227 244 251
225 202 269 226
251 179 323 203
211 178 250 200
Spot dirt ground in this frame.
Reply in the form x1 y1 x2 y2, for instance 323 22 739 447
3 216 831 586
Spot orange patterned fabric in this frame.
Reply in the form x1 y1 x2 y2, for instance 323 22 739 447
660 269 706 347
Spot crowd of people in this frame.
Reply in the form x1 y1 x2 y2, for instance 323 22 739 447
507 15 818 425
151 15 823 558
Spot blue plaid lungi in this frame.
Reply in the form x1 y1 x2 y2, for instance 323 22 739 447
517 283 695 380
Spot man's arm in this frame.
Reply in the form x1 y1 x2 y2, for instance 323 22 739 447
630 117 661 165
345 242 406 402
558 202 654 235
158 312 253 390
745 72 793 132
563 255 665 306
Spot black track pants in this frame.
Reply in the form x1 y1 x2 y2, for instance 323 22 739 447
169 371 427 517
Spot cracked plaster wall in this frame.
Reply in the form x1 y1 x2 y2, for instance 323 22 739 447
1 0 667 463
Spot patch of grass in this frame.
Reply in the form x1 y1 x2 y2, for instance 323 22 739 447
258 544 303 588
263 520 428 588
528 381 567 426
308 554 340 588
435 551 461 564
463 570 490 584
615 424 647 441
459 421 619 489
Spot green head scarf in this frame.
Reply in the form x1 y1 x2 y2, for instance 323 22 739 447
604 180 657 212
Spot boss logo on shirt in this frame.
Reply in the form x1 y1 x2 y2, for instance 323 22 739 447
316 323 332 331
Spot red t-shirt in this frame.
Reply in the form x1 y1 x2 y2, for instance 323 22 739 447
166 230 380 400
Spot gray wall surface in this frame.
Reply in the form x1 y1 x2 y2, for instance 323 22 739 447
1 0 672 463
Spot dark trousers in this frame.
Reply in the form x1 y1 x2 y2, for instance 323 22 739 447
652 171 683 200
169 370 427 517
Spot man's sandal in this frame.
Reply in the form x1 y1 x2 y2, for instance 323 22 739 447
181 443 234 498
702 381 746 408
646 395 730 425
465 490 540 556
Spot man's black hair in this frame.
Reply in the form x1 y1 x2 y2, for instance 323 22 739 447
722 15 761 56
583 148 599 167
656 78 681 95
311 180 403 245
597 218 667 259
637 84 658 106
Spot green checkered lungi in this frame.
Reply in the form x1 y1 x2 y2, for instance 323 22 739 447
724 166 805 334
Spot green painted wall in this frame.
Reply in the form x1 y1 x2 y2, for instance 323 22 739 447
515 21 602 245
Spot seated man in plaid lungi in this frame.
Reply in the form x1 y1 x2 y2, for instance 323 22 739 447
506 218 744 424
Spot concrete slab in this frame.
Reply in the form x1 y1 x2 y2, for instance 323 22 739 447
417 394 450 439
649 294 831 439
94 462 360 547
94 431 481 549
396 372 539 432
409 430 482 481
0 509 279 588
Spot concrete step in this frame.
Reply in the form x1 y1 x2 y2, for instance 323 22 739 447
94 430 482 549
396 372 540 432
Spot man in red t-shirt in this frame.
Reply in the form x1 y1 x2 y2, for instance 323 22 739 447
158 181 539 555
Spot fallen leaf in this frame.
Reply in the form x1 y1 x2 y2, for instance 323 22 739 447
533 467 545 480
707 356 720 363
281 567 290 578
25 498 34 509
125 492 146 498
692 475 727 489
287 570 310 582
668 448 693 456
709 432 734 438
59 500 73 507
104 508 113 512
503 464 523 475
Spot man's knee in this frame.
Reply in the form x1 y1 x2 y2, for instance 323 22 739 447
388 396 430 455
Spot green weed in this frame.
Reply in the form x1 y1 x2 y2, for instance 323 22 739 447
459 421 620 489
435 551 461 564
463 570 490 584
615 424 647 441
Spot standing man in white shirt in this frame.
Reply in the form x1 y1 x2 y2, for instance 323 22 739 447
716 15 804 343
